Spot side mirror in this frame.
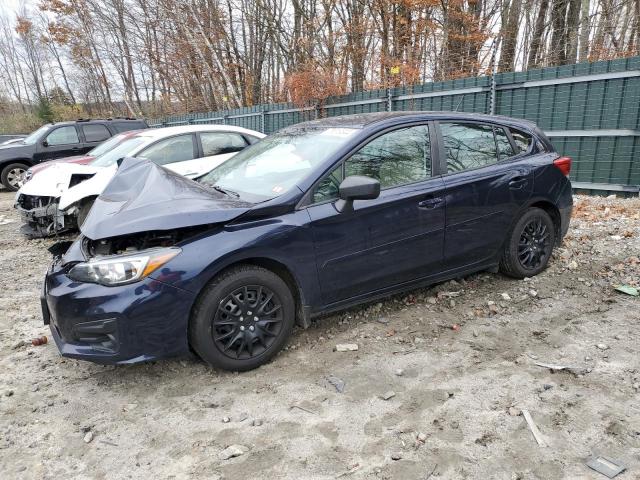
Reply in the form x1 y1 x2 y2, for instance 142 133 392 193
335 175 380 213
42 140 49 148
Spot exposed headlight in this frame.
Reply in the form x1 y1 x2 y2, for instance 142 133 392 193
68 247 181 286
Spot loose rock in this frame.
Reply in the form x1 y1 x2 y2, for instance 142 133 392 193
219 444 248 460
334 344 358 352
380 390 396 400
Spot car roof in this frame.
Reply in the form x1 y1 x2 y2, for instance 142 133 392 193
45 118 145 127
283 111 539 131
130 124 266 139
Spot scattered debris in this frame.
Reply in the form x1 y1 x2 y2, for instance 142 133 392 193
451 324 460 331
614 285 639 296
380 390 396 400
390 452 403 460
327 375 346 393
521 409 546 447
290 404 318 416
417 432 427 442
219 444 248 460
83 431 94 443
596 344 610 350
534 362 588 376
585 455 626 478
508 406 521 416
251 418 263 427
31 336 47 346
335 463 360 478
334 344 358 352
395 368 404 376
500 292 512 301
222 416 231 423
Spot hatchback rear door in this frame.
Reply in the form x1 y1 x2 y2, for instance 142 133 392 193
305 123 446 305
436 121 534 270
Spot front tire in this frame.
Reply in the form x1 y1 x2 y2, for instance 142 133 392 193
1 162 29 191
189 265 295 371
499 207 556 278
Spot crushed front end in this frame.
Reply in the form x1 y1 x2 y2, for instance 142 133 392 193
14 194 75 238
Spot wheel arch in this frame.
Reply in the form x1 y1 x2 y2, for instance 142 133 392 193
191 256 311 329
526 199 562 245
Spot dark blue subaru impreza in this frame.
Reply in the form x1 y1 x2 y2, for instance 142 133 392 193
42 112 573 371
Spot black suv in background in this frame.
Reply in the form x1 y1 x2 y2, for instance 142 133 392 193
0 118 148 190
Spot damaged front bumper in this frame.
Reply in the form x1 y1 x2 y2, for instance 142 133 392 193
15 194 73 238
42 256 196 364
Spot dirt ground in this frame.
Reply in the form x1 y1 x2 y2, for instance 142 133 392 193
0 190 639 480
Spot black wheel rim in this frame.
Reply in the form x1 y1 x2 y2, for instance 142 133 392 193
212 285 283 359
518 216 551 270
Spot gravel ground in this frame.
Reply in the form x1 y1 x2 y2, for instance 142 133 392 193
0 191 639 480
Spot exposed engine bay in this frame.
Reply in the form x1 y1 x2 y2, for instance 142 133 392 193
15 194 76 238
84 224 216 257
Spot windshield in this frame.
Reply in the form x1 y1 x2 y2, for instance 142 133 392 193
88 134 128 158
90 136 147 167
21 125 51 145
199 127 358 202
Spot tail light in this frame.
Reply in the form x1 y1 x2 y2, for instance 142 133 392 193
553 156 572 176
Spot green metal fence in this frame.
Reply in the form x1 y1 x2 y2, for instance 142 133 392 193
150 57 640 193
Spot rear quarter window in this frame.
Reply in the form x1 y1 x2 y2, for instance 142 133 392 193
114 122 147 133
510 129 534 154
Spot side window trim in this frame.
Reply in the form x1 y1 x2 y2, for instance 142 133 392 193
302 121 435 208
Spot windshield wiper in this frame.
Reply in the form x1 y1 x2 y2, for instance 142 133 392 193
211 185 240 198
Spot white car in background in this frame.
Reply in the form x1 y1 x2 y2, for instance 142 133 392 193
14 125 265 237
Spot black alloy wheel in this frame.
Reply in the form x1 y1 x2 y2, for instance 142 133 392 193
499 207 556 278
189 265 295 371
517 216 551 270
213 285 284 359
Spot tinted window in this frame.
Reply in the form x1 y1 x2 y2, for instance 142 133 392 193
344 125 431 189
441 123 497 173
114 122 145 133
495 127 516 159
82 124 111 143
139 135 196 165
46 126 79 146
511 129 533 153
200 132 248 156
312 164 344 204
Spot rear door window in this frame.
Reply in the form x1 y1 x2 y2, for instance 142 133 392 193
200 132 248 156
138 135 196 165
45 126 79 146
495 127 516 160
440 123 497 173
82 124 111 143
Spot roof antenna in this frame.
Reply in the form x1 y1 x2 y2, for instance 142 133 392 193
454 94 465 112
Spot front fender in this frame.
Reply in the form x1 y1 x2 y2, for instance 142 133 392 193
148 209 323 312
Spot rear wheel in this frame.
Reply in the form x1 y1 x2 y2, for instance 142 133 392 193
499 208 555 278
1 162 29 191
189 265 295 371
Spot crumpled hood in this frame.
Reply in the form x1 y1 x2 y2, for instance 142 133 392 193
80 157 253 240
17 162 104 197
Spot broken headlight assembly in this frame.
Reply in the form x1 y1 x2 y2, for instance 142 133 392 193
68 247 181 286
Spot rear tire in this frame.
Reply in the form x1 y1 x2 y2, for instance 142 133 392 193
499 208 556 279
189 265 295 371
1 162 30 191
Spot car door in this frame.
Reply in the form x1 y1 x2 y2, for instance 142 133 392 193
80 124 112 152
34 125 82 163
136 134 197 174
173 131 250 179
305 124 446 305
437 121 534 270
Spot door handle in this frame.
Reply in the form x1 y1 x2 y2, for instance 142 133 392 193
418 197 444 209
508 177 528 190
